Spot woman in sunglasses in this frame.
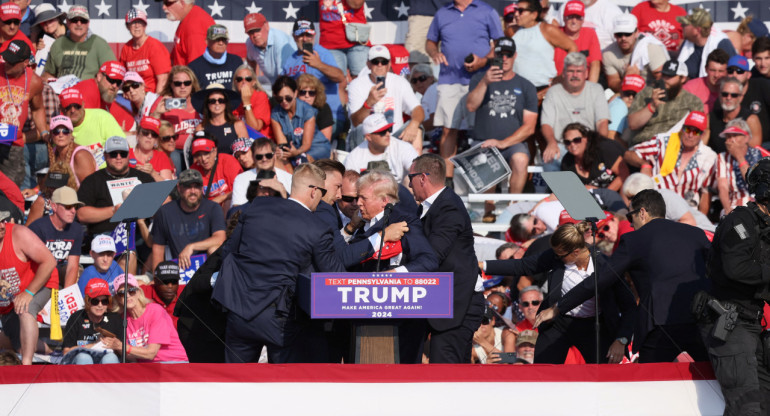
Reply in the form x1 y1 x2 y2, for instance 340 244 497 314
297 74 333 141
192 83 248 156
270 75 331 165
46 115 96 188
482 222 636 364
103 274 188 363
128 116 175 181
157 120 178 173
560 122 628 192
122 71 160 129
156 66 202 173
231 64 271 139
61 278 123 365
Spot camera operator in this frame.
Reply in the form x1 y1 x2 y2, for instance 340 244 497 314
699 157 770 415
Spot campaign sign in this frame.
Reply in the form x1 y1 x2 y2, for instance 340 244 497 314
310 272 453 319
0 123 18 145
450 144 511 193
172 254 207 284
111 222 136 256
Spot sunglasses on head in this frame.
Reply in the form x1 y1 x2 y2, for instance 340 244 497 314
727 67 746 75
299 89 316 97
235 76 253 83
107 150 129 159
411 75 428 84
160 134 177 142
308 184 327 197
103 75 122 86
340 195 358 203
89 297 109 306
207 97 227 105
172 80 192 87
521 300 541 308
563 136 583 146
64 104 82 112
116 287 140 297
370 58 389 66
277 95 293 103
52 127 71 136
253 152 274 161
122 82 142 92
721 92 740 98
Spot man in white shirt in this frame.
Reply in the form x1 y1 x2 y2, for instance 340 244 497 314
344 114 419 184
231 137 292 206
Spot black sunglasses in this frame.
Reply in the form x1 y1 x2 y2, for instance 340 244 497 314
89 297 109 306
626 209 640 223
497 51 513 59
253 152 274 161
308 184 327 197
70 17 88 24
107 150 129 159
621 91 637 99
140 128 159 138
372 128 392 136
173 80 192 87
160 134 177 142
721 92 740 98
207 98 227 105
408 172 429 181
104 75 122 86
122 82 142 92
503 13 516 22
370 58 389 66
116 287 140 297
563 136 583 146
340 195 358 203
614 32 635 38
277 95 293 103
727 67 746 75
235 76 253 83
64 103 82 112
3 19 20 26
411 75 428 84
520 300 541 307
299 89 317 97
52 127 71 136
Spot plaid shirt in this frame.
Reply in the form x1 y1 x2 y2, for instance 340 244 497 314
22 83 60 137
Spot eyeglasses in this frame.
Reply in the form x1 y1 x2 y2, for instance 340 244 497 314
70 17 88 24
107 150 129 159
597 224 611 239
497 51 514 59
340 195 358 203
563 136 583 146
235 76 253 83
411 75 429 84
162 0 178 7
407 172 429 181
721 92 740 98
621 91 637 99
172 80 192 87
160 134 177 142
565 14 583 20
682 126 703 136
122 82 142 92
52 127 71 136
89 297 109 306
61 204 79 210
520 300 541 308
277 95 293 103
207 98 227 105
116 287 140 297
626 209 640 223
3 19 20 26
727 67 746 75
614 32 635 38
140 128 159 138
514 8 535 14
370 58 389 66
253 152 274 161
308 184 327 197
63 104 82 112
299 89 317 97
103 75 122 86
372 128 392 136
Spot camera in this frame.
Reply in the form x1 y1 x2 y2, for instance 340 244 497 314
165 98 187 110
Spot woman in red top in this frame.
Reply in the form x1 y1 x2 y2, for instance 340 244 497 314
129 116 175 181
155 66 202 173
119 8 172 93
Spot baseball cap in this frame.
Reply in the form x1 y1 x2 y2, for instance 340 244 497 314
125 8 147 24
727 55 750 71
621 74 645 93
139 116 160 135
231 137 253 154
85 278 111 299
494 37 516 55
104 136 129 153
178 169 204 186
562 0 584 17
613 14 637 34
720 125 750 138
244 13 267 32
368 45 391 61
91 234 116 253
1 39 30 65
660 59 687 77
33 3 65 26
112 273 139 294
59 87 84 108
683 111 708 131
676 8 712 29
51 186 84 206
293 18 315 37
154 261 180 284
558 210 579 226
207 24 228 41
67 5 89 21
100 61 126 80
362 113 394 135
123 71 144 84
192 137 216 155
503 3 518 16
49 115 73 131
45 172 69 190
0 3 21 21
516 329 538 347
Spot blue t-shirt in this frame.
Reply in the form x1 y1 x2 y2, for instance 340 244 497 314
150 199 226 260
608 97 628 135
78 261 124 297
281 44 344 123
29 216 84 285
271 100 331 160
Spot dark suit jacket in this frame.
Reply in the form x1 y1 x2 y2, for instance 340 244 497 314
315 200 375 268
486 249 636 340
213 197 345 320
421 188 480 331
557 218 711 351
348 202 438 273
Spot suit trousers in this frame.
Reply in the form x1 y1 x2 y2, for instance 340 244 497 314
534 314 612 364
638 323 708 363
429 292 485 363
224 305 306 364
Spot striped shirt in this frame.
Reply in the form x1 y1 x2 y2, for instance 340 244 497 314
716 149 761 210
632 133 717 207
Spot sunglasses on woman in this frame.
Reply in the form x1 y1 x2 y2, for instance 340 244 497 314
208 98 227 105
52 127 71 136
563 136 583 146
235 76 253 83
172 80 192 87
116 287 140 297
299 89 316 97
90 297 109 306
140 128 159 138
277 95 293 103
122 82 142 92
160 134 177 142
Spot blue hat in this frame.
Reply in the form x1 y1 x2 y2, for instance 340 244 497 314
727 55 750 71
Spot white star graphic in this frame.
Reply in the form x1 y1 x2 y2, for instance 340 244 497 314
731 1 748 20
393 1 409 18
283 2 299 20
95 0 111 17
245 1 261 14
57 0 71 14
133 0 149 14
696 4 710 13
207 0 225 18
363 2 374 20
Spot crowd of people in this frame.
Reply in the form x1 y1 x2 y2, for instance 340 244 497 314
0 0 768 412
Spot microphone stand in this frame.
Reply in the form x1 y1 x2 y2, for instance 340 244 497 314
375 203 393 272
121 218 137 364
585 216 600 364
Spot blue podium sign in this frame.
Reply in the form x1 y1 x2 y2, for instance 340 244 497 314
309 272 453 319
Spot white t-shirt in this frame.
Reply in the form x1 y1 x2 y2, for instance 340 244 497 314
231 167 293 206
348 72 422 133
343 136 419 183
421 83 438 118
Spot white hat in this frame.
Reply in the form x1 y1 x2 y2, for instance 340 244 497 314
613 14 637 34
368 45 391 61
91 235 116 254
362 113 394 135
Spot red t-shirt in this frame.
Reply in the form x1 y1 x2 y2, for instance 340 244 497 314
0 223 59 314
631 1 687 52
0 66 32 146
233 90 272 139
74 78 136 132
161 106 200 150
119 36 172 93
128 148 176 175
171 5 214 66
141 284 184 329
192 153 243 200
0 170 23 211
554 27 601 76
319 0 369 50
0 30 36 57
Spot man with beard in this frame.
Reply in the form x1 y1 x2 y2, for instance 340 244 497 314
72 61 135 132
142 261 184 328
627 60 704 146
151 169 226 270
161 0 214 66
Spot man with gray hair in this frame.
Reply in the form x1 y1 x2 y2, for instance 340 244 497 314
541 52 610 171
514 286 543 334
715 119 763 214
409 64 439 146
621 172 714 230
161 0 215 66
708 77 762 154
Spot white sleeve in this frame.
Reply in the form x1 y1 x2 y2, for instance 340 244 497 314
348 78 369 122
395 75 421 113
231 172 250 206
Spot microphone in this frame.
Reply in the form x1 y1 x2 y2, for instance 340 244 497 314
384 203 394 215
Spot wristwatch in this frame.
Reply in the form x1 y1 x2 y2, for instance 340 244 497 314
244 104 252 111
616 337 629 345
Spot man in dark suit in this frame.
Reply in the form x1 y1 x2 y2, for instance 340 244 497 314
409 154 485 363
212 163 345 364
535 189 711 363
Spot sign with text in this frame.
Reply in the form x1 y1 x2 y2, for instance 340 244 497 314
172 254 207 284
450 144 511 193
310 272 453 319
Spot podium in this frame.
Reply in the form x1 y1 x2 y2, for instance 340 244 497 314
298 272 453 363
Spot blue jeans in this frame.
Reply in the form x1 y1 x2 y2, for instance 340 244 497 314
328 45 369 77
73 351 120 364
23 142 49 189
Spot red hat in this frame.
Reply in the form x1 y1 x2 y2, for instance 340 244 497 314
597 211 614 229
192 138 216 155
683 111 707 132
563 0 585 17
244 13 267 32
621 74 645 93
139 116 160 135
0 3 21 21
558 210 579 226
386 44 410 77
719 125 750 138
59 88 84 108
99 61 126 81
85 278 111 299
503 3 518 16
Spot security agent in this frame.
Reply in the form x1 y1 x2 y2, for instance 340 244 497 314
698 158 770 415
